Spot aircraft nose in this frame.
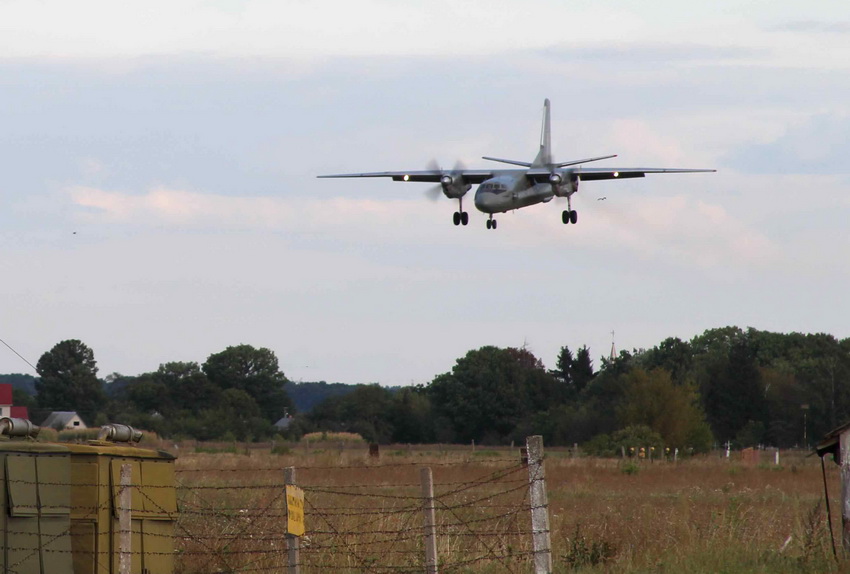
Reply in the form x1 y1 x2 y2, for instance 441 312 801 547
474 189 494 213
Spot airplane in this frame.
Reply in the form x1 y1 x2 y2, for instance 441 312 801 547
318 99 715 230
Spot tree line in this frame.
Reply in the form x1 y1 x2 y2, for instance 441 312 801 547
13 340 293 441
296 326 850 452
6 326 850 449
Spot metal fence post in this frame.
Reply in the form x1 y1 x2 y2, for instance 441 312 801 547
420 467 439 574
118 463 132 574
285 466 301 574
526 435 552 574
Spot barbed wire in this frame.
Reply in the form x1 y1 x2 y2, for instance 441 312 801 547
2 454 547 574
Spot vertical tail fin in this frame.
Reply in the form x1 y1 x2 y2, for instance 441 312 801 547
532 99 551 167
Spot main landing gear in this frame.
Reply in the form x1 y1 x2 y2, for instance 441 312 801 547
486 215 498 230
562 210 578 224
453 197 469 226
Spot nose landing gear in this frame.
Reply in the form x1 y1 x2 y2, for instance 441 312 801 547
486 215 497 230
561 210 577 224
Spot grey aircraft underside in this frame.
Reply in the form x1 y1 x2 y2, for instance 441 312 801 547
318 99 715 230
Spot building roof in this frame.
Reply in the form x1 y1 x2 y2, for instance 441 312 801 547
816 420 850 463
274 416 292 429
41 411 84 429
10 406 29 420
0 384 12 405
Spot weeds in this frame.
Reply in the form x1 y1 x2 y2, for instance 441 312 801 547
562 524 616 569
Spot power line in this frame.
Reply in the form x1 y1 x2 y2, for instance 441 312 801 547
0 337 38 374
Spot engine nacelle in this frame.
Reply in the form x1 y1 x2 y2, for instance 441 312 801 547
549 172 579 197
441 174 472 199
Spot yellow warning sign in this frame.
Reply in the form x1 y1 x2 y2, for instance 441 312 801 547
286 485 305 536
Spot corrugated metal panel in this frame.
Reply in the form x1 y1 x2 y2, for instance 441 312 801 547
140 460 177 517
7 455 38 517
3 452 74 574
37 456 71 516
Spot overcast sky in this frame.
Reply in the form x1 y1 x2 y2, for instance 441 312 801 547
1 1 849 386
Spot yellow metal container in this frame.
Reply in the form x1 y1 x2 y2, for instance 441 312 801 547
64 441 177 574
0 439 74 574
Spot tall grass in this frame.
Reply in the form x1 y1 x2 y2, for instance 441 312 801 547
172 446 843 573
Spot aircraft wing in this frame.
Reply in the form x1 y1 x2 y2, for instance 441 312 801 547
318 169 497 184
525 167 715 183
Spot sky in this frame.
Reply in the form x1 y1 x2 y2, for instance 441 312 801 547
1 1 850 386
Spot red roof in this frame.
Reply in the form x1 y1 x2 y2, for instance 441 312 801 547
0 384 12 406
10 406 28 420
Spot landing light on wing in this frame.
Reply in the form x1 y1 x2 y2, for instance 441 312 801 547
403 174 410 181
613 172 619 178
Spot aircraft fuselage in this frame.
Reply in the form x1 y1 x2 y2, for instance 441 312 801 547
473 173 553 214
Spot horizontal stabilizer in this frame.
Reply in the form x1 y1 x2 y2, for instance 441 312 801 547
482 156 533 168
555 154 618 168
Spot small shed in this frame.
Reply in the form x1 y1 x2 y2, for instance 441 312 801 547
41 411 87 431
0 419 178 573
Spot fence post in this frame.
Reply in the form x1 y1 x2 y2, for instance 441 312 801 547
526 435 552 574
118 463 132 574
840 430 850 552
420 467 439 574
285 466 301 574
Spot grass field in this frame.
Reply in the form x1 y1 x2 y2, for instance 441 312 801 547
171 443 842 573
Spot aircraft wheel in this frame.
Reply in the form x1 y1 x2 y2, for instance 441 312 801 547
461 211 469 226
492 219 497 230
486 219 492 229
562 210 569 224
453 212 461 226
570 210 578 224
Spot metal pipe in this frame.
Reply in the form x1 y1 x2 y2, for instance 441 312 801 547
98 424 143 443
0 417 39 438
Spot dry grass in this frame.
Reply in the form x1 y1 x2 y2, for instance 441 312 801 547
170 444 843 573
300 432 366 443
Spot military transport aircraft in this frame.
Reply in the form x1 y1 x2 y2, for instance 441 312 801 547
318 100 715 230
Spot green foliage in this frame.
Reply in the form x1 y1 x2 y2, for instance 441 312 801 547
617 368 714 450
35 339 105 421
582 433 616 457
427 346 558 443
611 425 664 451
202 344 292 421
562 525 617 568
17 326 850 449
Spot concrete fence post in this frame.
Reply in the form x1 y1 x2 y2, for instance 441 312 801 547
284 466 301 574
526 435 552 574
420 467 439 574
118 463 132 574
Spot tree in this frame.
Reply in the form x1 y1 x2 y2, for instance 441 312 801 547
697 337 765 442
617 368 713 450
202 345 293 421
550 346 575 401
572 346 595 393
309 384 396 443
638 338 694 385
427 346 558 443
155 362 220 413
35 339 105 421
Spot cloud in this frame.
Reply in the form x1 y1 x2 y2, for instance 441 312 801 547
724 113 850 175
540 42 760 64
68 184 775 274
68 185 450 239
771 21 850 34
0 0 640 60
